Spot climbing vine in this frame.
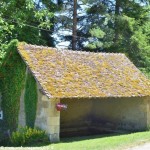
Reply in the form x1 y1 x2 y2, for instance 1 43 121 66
0 40 26 130
24 71 38 128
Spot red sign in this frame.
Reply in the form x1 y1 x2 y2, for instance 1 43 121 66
56 103 67 111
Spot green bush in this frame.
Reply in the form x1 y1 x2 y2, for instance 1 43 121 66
10 126 49 146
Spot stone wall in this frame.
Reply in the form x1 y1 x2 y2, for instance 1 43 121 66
34 83 60 142
18 88 26 127
146 97 150 129
18 68 60 142
18 68 28 127
92 97 148 131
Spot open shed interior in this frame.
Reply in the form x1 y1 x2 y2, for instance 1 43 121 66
60 97 147 137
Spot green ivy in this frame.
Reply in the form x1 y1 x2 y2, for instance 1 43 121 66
0 40 26 130
24 71 37 128
0 40 38 131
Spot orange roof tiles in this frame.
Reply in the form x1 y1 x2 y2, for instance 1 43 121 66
17 42 150 98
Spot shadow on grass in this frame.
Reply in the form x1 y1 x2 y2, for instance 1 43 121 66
0 140 50 147
60 132 131 143
0 129 135 147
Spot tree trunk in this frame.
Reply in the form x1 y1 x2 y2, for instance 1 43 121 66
72 0 77 50
114 0 120 43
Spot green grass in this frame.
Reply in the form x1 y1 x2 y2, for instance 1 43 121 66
44 131 150 150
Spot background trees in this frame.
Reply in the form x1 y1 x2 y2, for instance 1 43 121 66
0 0 150 76
0 0 55 47
79 0 150 76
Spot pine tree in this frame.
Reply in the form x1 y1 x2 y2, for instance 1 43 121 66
85 0 150 76
54 0 88 50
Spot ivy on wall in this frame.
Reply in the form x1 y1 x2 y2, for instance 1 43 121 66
0 40 26 130
24 71 38 128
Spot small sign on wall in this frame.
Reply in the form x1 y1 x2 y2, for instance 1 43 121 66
0 110 3 120
56 103 67 111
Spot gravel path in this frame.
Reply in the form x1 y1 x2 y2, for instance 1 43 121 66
126 142 150 150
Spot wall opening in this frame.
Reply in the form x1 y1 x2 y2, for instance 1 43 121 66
60 97 147 138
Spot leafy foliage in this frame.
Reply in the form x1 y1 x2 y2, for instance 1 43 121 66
0 0 56 131
0 40 26 130
83 0 150 76
0 0 55 47
10 126 49 146
24 71 38 128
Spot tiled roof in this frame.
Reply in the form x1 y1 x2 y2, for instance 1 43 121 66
17 42 150 98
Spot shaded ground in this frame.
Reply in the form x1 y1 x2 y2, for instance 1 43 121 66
1 131 150 150
1 143 150 150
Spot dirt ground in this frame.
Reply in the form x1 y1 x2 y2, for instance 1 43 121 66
126 142 150 150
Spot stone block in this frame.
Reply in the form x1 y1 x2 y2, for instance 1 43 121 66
42 95 49 101
46 107 60 117
18 89 26 127
37 108 47 118
47 125 60 134
49 133 60 143
49 99 60 109
42 101 49 108
47 117 60 126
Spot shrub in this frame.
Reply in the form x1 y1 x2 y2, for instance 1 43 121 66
10 126 49 146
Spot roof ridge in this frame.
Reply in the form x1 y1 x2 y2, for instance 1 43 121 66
23 43 125 56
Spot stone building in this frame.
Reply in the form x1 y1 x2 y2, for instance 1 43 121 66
17 43 150 142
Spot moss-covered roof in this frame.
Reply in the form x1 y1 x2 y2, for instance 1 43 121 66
17 43 150 98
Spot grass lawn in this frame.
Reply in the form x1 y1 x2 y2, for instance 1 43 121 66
46 131 150 150
1 131 150 150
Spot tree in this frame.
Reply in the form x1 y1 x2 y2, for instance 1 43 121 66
114 0 120 43
0 0 55 47
0 0 57 131
72 0 77 50
82 0 150 76
84 0 115 51
54 0 88 50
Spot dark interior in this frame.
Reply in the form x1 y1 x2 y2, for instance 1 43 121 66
59 98 141 138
